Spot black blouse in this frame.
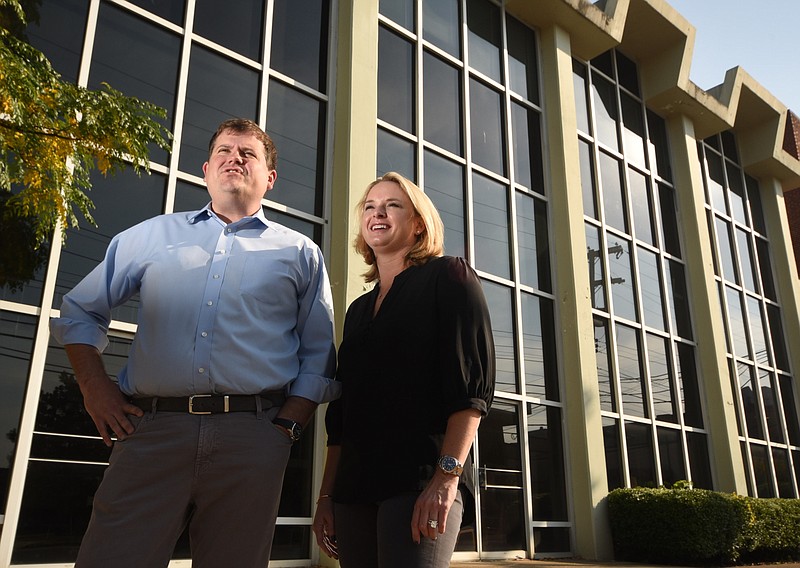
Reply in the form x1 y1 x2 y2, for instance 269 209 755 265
326 256 495 503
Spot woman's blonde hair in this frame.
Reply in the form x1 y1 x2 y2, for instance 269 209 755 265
354 172 445 283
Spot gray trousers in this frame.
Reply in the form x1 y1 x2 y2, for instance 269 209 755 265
75 406 291 568
334 490 464 568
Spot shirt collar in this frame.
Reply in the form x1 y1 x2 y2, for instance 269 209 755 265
188 203 269 229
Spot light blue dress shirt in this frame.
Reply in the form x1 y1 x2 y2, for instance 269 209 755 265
50 205 340 403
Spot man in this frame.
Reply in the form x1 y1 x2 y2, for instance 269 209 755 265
50 118 339 567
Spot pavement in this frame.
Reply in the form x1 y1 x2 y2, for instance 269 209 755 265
449 559 800 568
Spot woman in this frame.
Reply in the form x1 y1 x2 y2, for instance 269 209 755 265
312 172 495 567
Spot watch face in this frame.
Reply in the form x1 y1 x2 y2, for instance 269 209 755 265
441 456 457 472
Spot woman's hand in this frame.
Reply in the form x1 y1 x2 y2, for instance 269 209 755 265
312 496 338 559
411 471 459 543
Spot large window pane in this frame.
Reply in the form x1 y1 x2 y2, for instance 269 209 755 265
666 260 692 339
592 75 619 151
90 3 180 165
482 281 516 393
616 324 646 418
626 421 656 487
423 53 462 155
521 293 557 401
179 46 259 173
595 318 615 412
704 151 726 214
470 79 506 175
599 152 627 232
607 237 637 322
380 0 414 31
193 0 263 60
586 224 606 311
423 0 460 57
725 287 749 359
657 427 685 486
528 404 567 520
271 0 328 91
676 343 703 428
515 192 550 292
125 0 184 24
466 0 501 82
579 139 597 219
266 81 325 216
473 174 510 279
377 129 416 182
647 333 675 423
621 92 645 166
603 417 623 490
511 103 543 193
379 27 414 133
638 248 665 331
26 0 88 83
424 152 464 257
628 169 653 245
738 363 764 440
715 217 738 284
507 16 539 104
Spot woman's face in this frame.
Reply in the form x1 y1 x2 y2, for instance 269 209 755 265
361 181 424 258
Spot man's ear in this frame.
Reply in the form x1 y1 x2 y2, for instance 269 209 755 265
264 169 278 192
201 161 209 180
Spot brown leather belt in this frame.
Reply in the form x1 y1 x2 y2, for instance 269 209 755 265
131 393 285 415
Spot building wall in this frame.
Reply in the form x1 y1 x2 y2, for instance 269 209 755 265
1 0 799 566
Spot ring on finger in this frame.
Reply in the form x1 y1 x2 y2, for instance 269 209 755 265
427 519 438 529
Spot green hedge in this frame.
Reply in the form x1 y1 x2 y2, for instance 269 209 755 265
607 485 800 566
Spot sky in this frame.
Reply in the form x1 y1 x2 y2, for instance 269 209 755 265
665 0 800 113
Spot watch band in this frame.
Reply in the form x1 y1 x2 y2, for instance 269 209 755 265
273 417 302 442
437 455 464 477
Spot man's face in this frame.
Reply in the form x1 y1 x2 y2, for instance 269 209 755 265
202 130 277 210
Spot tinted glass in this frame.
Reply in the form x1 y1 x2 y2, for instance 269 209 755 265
617 324 646 418
573 61 591 135
759 369 782 443
626 421 656 487
423 0 460 57
676 342 702 427
736 228 757 293
726 162 747 224
90 3 180 165
586 224 606 310
179 45 259 173
648 333 675 422
271 0 328 91
378 27 415 132
470 78 506 175
521 293 557 401
646 110 672 181
750 444 774 497
687 432 712 489
603 417 623 489
591 76 619 151
473 174 510 279
595 319 615 411
26 0 88 83
481 281 516 393
125 0 184 24
615 51 639 95
579 139 597 219
516 192 551 292
511 103 544 193
173 180 210 213
423 53 462 155
380 0 414 30
746 296 768 366
657 183 681 257
528 404 568 520
424 151 464 257
657 427 685 486
599 152 626 232
466 0 501 81
738 363 763 440
194 0 263 60
621 93 645 166
377 129 416 182
705 151 726 213
715 217 737 284
726 287 749 359
507 16 538 103
608 237 636 322
638 247 665 331
665 260 692 339
628 169 653 245
266 81 325 216
54 170 166 324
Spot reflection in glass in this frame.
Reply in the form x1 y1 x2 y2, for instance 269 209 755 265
676 343 703 428
579 139 597 219
266 81 325 216
377 129 415 182
657 427 685 486
193 0 263 60
90 3 180 165
511 103 543 193
615 51 639 95
266 210 320 243
704 151 726 214
738 363 763 440
573 62 590 135
687 432 712 489
759 370 783 443
174 180 210 213
607 238 637 322
380 0 414 31
586 224 606 311
665 260 692 339
26 0 88 83
423 52 462 156
780 376 800 446
746 297 768 367
507 16 538 104
0 187 48 305
715 217 737 284
750 444 774 497
270 0 328 91
772 448 794 498
756 238 776 301
628 169 653 245
725 287 749 359
470 78 506 175
621 93 645 166
603 417 623 490
378 27 414 133
516 192 551 293
125 0 184 24
481 281 516 393
637 248 665 331
466 0 502 82
657 183 681 257
594 318 615 412
599 152 627 232
54 169 166 325
180 45 259 173
736 228 757 293
473 174 510 279
521 294 557 401
616 325 646 418
477 400 525 551
527 404 568 520
726 162 747 224
591 76 619 151
626 421 656 487
646 110 672 182
423 0 460 57
424 152 464 257
746 175 767 234
0 312 36 511
647 334 675 422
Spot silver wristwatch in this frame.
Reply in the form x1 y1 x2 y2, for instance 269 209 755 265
437 455 463 477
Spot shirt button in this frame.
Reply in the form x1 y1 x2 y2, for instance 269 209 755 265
201 331 208 337
213 274 220 279
226 228 233 233
198 368 205 374
207 301 213 306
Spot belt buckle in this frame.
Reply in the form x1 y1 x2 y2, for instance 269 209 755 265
188 394 229 414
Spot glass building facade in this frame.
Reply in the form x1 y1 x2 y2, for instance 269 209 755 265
0 0 799 565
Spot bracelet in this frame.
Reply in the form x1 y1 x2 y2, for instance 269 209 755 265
316 494 332 504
